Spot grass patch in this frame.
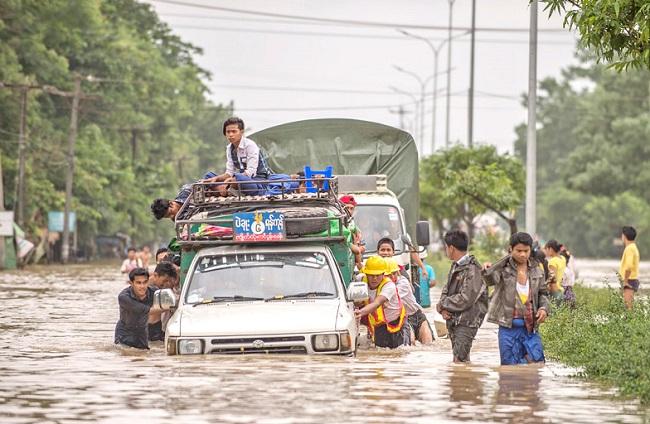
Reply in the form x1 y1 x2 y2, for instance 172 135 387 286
541 284 650 403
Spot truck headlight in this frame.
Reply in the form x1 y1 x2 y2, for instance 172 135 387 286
312 334 339 352
339 331 352 351
167 337 178 355
178 339 203 355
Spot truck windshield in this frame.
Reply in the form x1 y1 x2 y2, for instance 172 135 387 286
185 252 338 304
354 205 405 254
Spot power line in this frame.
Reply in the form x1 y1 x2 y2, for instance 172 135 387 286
211 84 397 95
152 0 569 33
167 23 577 45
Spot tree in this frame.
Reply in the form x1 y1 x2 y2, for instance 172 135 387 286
544 0 650 70
514 55 650 257
420 146 525 240
0 0 233 259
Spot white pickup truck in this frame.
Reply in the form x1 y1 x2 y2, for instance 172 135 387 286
154 176 368 356
158 244 367 355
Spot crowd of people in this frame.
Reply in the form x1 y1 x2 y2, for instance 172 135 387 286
353 225 641 366
114 116 642 366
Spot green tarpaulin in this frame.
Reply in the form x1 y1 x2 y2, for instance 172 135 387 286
250 118 420 238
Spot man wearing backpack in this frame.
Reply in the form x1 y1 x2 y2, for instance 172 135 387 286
202 117 274 195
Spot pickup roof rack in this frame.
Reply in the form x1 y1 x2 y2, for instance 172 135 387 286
174 177 350 247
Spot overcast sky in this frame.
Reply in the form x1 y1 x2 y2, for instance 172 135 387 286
146 0 578 155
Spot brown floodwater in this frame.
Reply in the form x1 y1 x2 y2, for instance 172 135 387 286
0 263 647 423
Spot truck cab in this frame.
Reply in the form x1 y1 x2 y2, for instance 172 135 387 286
339 174 430 276
156 176 367 355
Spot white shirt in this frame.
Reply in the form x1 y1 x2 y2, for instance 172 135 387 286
225 137 260 178
120 258 142 274
369 281 402 323
396 276 421 316
563 260 576 287
516 278 530 304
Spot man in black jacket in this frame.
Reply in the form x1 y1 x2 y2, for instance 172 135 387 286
115 268 161 349
437 230 488 362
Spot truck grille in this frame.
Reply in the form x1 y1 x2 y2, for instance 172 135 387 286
210 346 307 355
210 336 305 345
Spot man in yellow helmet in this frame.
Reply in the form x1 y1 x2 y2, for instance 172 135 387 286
355 255 410 348
385 257 435 344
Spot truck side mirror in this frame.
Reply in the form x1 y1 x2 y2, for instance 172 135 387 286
416 221 431 247
154 288 177 311
401 233 414 249
347 281 369 303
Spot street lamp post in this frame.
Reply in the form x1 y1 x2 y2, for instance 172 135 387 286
526 0 539 235
393 65 426 154
468 0 476 147
445 0 455 148
397 29 448 153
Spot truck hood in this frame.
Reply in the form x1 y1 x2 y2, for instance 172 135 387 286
177 299 342 337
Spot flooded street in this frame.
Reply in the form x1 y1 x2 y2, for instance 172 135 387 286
574 258 650 289
1 263 648 423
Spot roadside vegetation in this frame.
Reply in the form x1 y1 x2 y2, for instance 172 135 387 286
0 0 231 257
541 285 650 403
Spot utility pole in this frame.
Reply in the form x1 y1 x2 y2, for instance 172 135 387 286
0 81 43 227
43 75 101 263
389 86 419 138
17 87 27 227
526 1 538 235
445 0 455 148
468 0 476 147
61 74 82 264
0 149 5 267
389 105 410 130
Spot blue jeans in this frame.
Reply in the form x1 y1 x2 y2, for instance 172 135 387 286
233 173 268 196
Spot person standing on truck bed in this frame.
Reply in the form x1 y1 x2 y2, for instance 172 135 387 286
340 195 365 270
202 116 274 195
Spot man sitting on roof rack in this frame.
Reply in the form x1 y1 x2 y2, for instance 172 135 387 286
202 116 274 196
211 171 307 197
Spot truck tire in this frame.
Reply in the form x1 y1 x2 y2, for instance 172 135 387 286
268 207 330 236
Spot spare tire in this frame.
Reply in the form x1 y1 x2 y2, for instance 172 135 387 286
265 207 330 236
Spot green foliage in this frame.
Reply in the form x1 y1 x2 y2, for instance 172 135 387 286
425 251 450 287
544 0 650 70
471 229 509 264
541 285 650 403
514 59 650 257
0 0 233 256
420 145 524 240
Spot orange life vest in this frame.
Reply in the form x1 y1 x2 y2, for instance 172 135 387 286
363 276 407 338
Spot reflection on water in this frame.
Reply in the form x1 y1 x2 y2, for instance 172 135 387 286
0 263 648 423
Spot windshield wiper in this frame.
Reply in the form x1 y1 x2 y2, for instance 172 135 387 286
265 292 334 302
193 295 264 306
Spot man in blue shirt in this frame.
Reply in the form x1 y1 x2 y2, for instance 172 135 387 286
418 263 437 308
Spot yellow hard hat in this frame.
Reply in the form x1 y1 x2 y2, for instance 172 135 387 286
361 255 387 276
385 257 400 274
